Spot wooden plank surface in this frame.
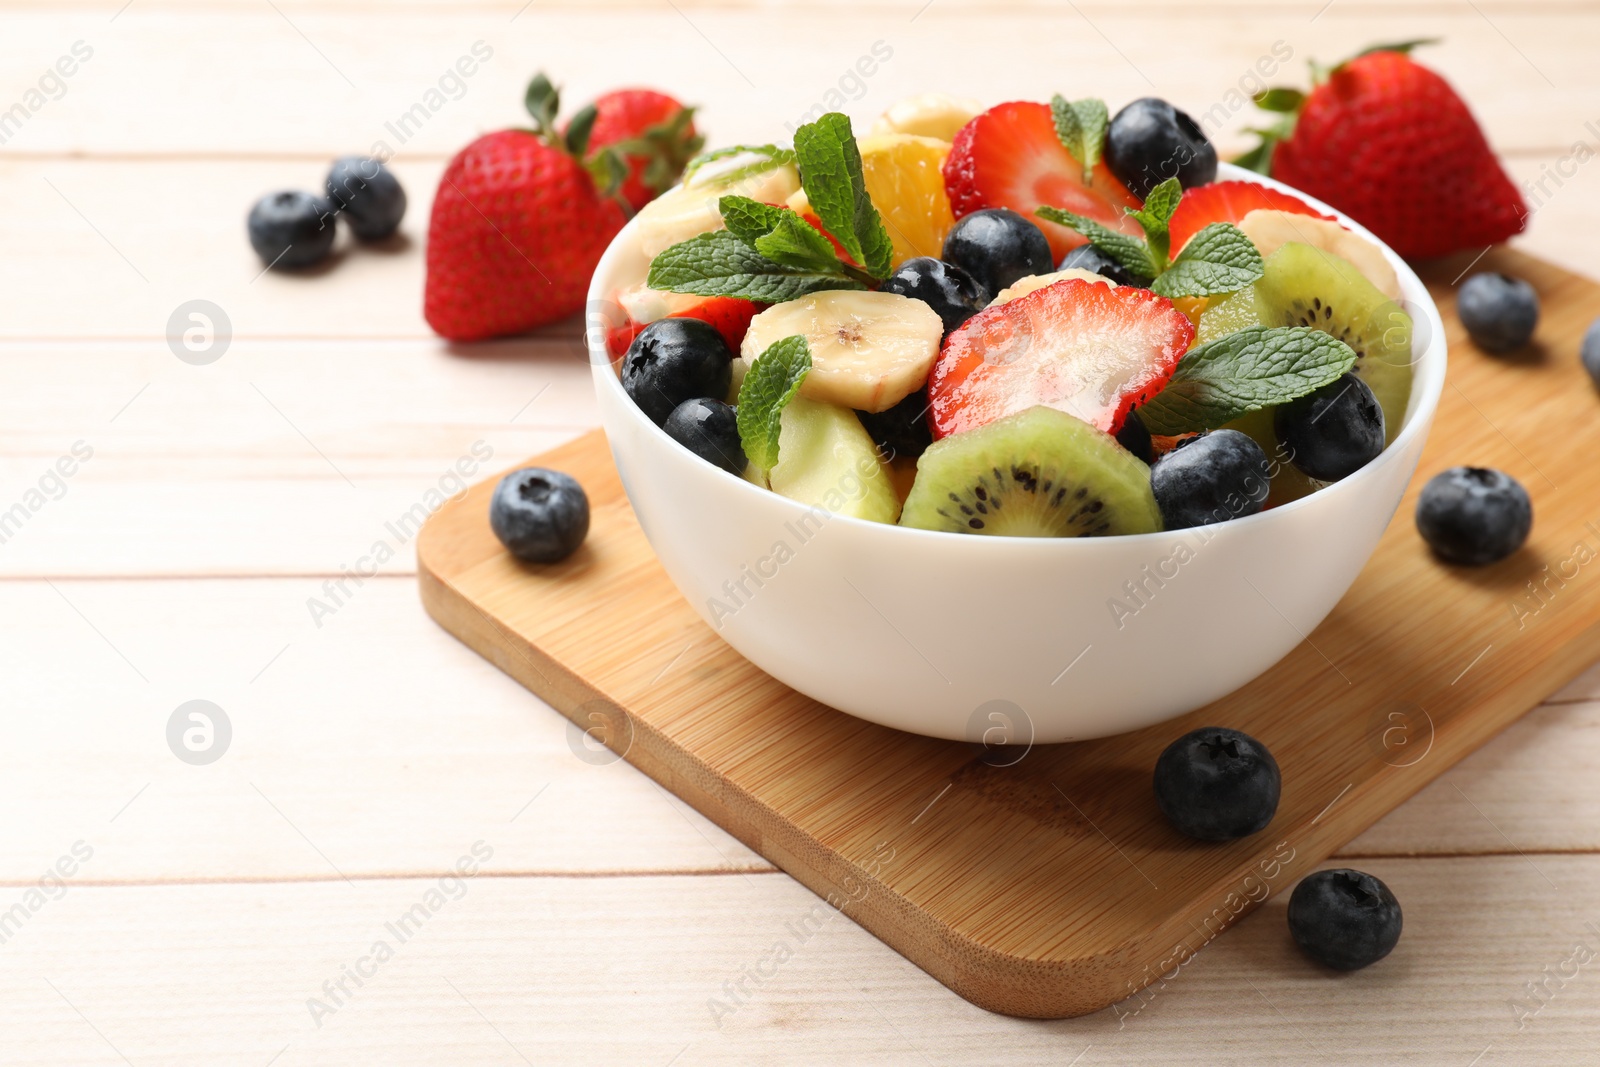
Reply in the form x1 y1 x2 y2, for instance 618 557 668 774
1 857 1597 1065
5 0 1600 1058
415 246 1600 1017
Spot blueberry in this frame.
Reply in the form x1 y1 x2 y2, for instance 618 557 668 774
1457 272 1538 354
941 208 1054 296
1058 243 1150 288
1150 429 1270 529
326 156 407 241
247 190 336 269
1288 869 1403 971
1274 373 1385 482
664 397 746 475
879 257 990 336
622 318 733 426
1153 726 1280 841
1114 410 1153 463
1104 97 1218 199
1582 317 1600 387
1415 466 1532 565
489 468 589 564
857 388 933 460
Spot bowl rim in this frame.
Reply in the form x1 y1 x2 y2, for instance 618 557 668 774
586 160 1448 551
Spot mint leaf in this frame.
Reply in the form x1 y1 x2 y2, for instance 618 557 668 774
737 335 812 470
1135 326 1357 434
793 113 894 279
1050 95 1109 184
753 211 843 273
718 195 852 274
1150 222 1264 299
718 195 788 245
648 230 865 303
684 144 798 186
1036 206 1158 279
1126 176 1183 265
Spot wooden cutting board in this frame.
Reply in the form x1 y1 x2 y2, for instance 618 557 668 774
418 248 1600 1019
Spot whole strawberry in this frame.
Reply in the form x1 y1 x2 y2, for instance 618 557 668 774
424 75 628 342
575 88 701 213
1241 42 1526 260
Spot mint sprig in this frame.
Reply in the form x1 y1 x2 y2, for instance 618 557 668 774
683 143 798 186
792 113 894 279
1135 326 1358 435
1037 177 1264 299
737 335 812 470
1050 95 1109 185
647 230 864 303
1156 223 1267 300
648 114 892 304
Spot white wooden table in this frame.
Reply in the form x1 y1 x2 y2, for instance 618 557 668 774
3 2 1599 1062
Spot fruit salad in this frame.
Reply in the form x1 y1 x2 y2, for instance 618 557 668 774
609 90 1415 537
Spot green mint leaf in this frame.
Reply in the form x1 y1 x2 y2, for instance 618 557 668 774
1050 95 1109 184
1135 326 1357 434
1252 88 1305 113
717 195 788 246
792 113 894 279
753 211 845 273
1150 222 1264 298
737 335 812 470
1035 206 1158 280
684 143 798 186
1139 177 1183 226
1126 176 1183 266
717 196 849 274
648 231 865 303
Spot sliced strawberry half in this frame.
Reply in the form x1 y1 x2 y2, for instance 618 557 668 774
1167 180 1332 252
605 284 761 360
929 278 1194 438
943 101 1145 261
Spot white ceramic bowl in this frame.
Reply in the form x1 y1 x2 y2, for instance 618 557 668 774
586 163 1446 743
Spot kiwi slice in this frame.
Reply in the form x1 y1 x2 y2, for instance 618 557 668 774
1198 242 1414 506
899 406 1162 536
1200 243 1414 444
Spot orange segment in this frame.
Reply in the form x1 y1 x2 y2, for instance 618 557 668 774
858 134 955 266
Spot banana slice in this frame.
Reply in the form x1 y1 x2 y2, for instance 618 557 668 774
990 268 1118 306
871 93 983 142
635 160 801 259
1237 209 1402 302
742 291 942 413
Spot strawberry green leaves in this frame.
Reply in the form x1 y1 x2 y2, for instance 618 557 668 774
1135 326 1358 434
737 335 812 470
1036 177 1264 299
649 114 893 304
1050 95 1109 184
792 113 895 280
